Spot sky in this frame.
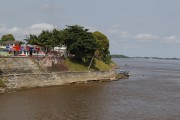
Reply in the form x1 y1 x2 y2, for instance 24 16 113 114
0 0 180 58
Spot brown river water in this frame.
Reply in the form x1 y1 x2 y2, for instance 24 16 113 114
1 58 180 120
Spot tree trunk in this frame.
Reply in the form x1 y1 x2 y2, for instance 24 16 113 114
88 56 94 69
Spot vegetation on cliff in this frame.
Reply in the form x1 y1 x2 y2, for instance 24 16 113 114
64 58 111 71
0 34 15 44
0 25 114 71
92 31 111 64
27 25 113 71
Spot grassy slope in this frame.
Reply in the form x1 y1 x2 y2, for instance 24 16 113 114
64 58 88 71
93 59 112 71
64 58 112 71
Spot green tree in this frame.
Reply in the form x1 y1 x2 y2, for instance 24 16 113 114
28 34 38 45
92 31 111 64
27 29 64 56
68 38 98 62
63 25 98 62
0 34 15 43
26 25 111 65
36 30 54 55
51 29 65 48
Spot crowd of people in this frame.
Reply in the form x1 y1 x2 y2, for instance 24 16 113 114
5 44 41 56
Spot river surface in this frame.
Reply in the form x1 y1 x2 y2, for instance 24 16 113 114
1 58 180 120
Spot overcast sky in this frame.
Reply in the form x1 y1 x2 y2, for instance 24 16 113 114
0 0 180 58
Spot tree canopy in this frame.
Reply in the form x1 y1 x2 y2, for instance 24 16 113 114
28 34 38 45
28 29 64 55
27 25 111 64
93 31 111 64
63 25 98 62
0 34 15 43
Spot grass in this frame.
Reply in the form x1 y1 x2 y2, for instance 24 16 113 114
64 58 112 71
64 58 89 71
0 79 5 87
109 60 118 69
93 59 112 71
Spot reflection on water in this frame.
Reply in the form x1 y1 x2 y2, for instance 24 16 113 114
1 58 180 120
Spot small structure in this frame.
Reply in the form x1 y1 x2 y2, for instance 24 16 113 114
52 45 67 57
0 40 42 57
0 40 67 57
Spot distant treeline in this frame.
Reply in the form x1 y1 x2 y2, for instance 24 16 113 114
111 55 129 58
133 57 180 60
111 55 180 60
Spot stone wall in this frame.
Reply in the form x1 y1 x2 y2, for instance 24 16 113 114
1 70 117 92
0 57 41 74
0 57 120 93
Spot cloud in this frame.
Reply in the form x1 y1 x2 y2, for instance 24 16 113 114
9 27 22 34
0 26 22 36
107 28 131 39
163 36 180 43
120 31 129 38
134 34 180 44
30 23 54 30
135 34 158 41
164 36 176 40
0 23 55 40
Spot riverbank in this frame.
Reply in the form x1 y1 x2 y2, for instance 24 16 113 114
0 70 128 94
0 57 128 94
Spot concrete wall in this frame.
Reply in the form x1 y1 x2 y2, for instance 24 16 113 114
0 57 119 93
2 71 117 91
0 57 41 74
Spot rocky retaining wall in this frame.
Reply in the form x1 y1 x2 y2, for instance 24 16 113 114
0 57 127 94
0 57 41 74
0 70 118 93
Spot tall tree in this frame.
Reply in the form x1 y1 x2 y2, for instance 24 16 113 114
1 34 15 42
28 34 38 45
36 30 54 55
51 29 65 48
63 25 98 62
28 29 65 56
93 31 111 64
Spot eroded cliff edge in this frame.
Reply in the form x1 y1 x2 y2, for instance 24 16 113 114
0 57 127 94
